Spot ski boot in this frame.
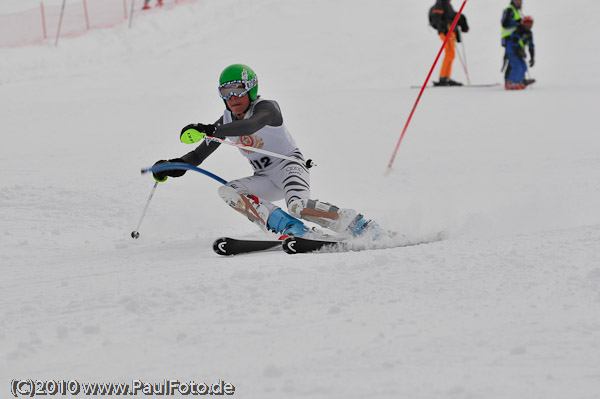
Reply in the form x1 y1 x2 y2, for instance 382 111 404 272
505 81 526 90
219 186 308 236
346 214 398 239
288 198 358 233
434 77 463 87
267 209 308 237
445 78 463 86
288 198 388 237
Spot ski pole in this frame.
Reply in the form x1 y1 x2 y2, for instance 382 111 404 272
131 181 158 239
460 28 470 85
181 129 315 169
454 44 471 86
141 163 228 185
54 0 67 46
207 135 316 168
385 0 469 175
455 32 471 85
128 0 135 28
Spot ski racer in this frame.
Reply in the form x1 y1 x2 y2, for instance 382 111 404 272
505 16 535 90
429 0 469 86
151 64 378 238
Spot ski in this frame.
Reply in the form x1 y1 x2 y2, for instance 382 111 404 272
282 236 345 254
410 83 501 89
214 231 447 256
282 232 447 254
212 237 282 256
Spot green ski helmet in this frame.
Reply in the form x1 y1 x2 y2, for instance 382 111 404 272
218 64 259 101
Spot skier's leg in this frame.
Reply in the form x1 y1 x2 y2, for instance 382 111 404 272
439 33 455 80
288 198 380 236
219 176 307 236
514 57 527 83
218 185 271 232
506 44 524 84
259 156 377 235
502 51 511 84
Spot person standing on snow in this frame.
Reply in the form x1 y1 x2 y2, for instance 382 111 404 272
142 0 163 10
429 0 469 86
151 64 379 238
501 0 523 84
505 16 535 90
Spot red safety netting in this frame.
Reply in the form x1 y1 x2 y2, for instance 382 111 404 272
0 0 193 48
0 6 47 47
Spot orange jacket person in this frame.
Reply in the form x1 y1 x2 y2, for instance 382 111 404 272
430 0 469 86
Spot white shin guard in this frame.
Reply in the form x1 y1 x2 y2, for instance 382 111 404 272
288 198 356 233
218 185 270 232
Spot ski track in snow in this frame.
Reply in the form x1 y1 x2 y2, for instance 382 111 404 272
2 0 600 398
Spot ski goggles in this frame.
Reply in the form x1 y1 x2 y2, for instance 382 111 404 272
218 79 256 100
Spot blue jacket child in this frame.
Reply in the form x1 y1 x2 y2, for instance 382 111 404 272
505 15 535 89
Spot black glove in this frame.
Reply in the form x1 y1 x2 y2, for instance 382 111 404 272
459 14 469 32
152 158 187 182
529 57 535 67
180 123 216 139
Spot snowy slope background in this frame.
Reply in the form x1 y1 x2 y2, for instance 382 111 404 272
2 0 600 398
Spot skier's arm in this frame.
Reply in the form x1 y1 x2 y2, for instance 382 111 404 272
213 100 283 138
528 32 535 57
458 14 469 32
431 9 446 34
180 117 224 166
501 8 514 28
180 140 221 166
528 33 535 66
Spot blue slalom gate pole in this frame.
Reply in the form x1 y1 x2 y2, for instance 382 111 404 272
141 163 228 185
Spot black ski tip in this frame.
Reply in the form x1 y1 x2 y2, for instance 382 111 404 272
282 236 341 254
282 236 298 254
213 237 232 256
212 237 283 256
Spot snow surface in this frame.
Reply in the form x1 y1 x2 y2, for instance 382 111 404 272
2 0 600 398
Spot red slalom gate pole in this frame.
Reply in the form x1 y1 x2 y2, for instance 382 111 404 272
82 0 90 30
385 0 468 175
40 2 47 39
